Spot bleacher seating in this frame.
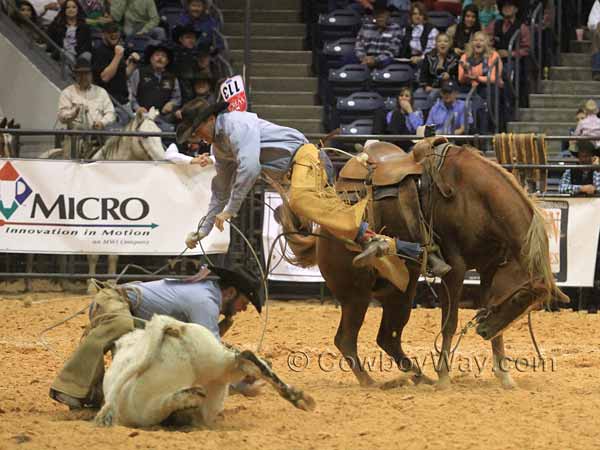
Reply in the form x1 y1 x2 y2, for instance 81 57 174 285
159 6 184 39
340 118 373 135
318 8 361 42
336 91 384 123
328 64 371 97
322 37 355 70
427 11 456 32
370 63 414 96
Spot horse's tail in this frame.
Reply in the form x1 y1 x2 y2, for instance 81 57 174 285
274 195 318 268
522 203 570 304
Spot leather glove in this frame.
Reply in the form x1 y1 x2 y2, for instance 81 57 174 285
185 231 207 249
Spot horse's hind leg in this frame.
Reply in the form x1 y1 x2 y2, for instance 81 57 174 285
491 334 516 389
436 257 466 388
334 299 375 386
87 255 100 294
376 275 435 386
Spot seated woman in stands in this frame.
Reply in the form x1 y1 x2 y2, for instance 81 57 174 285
11 0 45 45
458 31 502 130
47 0 92 63
447 4 481 57
462 0 501 28
418 32 459 103
400 1 439 66
373 86 424 150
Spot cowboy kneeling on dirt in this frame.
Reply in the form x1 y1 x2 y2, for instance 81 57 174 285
49 265 264 409
178 98 451 275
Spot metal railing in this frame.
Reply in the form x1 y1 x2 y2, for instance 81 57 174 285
507 28 522 122
556 0 562 57
485 56 501 133
464 85 476 134
530 2 544 89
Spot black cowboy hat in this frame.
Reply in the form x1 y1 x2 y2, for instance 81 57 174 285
144 43 174 65
570 140 600 157
175 97 229 144
208 264 264 313
72 54 92 73
172 24 201 43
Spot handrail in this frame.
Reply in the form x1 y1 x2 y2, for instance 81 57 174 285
485 56 501 132
529 2 544 89
243 0 251 107
464 85 476 133
507 28 522 121
577 0 583 27
8 128 600 142
556 0 562 57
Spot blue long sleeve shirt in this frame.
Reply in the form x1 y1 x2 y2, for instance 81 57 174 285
125 279 222 340
200 111 307 235
425 99 471 134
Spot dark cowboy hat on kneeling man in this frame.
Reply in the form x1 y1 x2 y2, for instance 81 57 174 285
172 23 202 43
176 97 229 143
208 265 264 313
72 54 92 73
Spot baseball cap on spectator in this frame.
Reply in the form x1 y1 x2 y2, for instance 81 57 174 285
440 80 458 94
572 140 600 157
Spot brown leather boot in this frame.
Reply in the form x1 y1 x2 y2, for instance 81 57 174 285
352 235 396 268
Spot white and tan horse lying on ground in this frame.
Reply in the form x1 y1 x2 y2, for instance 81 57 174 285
26 108 165 289
95 315 316 428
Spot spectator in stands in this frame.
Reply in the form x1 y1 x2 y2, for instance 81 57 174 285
172 25 212 104
447 4 481 57
128 44 181 131
400 1 439 65
574 99 600 149
458 31 501 131
559 140 600 196
29 0 64 27
177 0 222 52
458 31 502 95
373 87 424 144
47 0 92 63
110 0 165 42
12 0 45 44
419 33 459 101
462 0 501 28
351 0 410 15
92 22 139 106
79 0 105 26
561 108 586 155
58 55 115 154
589 0 600 81
425 80 471 134
350 4 403 69
486 0 530 110
422 0 461 16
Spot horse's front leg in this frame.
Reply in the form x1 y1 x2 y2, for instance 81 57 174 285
87 255 100 294
436 257 465 389
491 334 516 389
107 255 118 276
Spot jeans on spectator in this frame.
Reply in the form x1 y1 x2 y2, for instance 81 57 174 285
341 53 393 69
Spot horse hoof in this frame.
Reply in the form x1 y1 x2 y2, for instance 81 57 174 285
295 392 316 412
435 376 452 390
87 280 98 295
411 373 436 386
379 376 410 390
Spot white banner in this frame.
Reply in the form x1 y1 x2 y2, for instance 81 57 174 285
263 192 600 287
0 159 229 255
263 192 324 282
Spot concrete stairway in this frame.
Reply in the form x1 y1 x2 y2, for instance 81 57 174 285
508 35 599 152
222 0 323 134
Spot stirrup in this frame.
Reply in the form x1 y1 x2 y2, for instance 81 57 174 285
352 238 393 268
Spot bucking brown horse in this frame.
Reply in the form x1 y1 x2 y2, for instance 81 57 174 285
277 137 569 389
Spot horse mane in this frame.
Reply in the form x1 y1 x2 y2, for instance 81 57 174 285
96 112 142 159
467 146 562 302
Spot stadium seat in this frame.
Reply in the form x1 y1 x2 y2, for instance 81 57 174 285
370 63 414 96
125 35 153 54
336 91 384 122
427 11 456 32
322 37 356 70
318 8 362 42
388 10 409 28
384 91 430 113
340 118 373 135
328 64 370 97
159 6 184 36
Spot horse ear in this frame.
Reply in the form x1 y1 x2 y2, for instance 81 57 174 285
7 119 14 128
0 118 7 129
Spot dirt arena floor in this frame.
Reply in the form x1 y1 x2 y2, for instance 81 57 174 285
1 289 600 450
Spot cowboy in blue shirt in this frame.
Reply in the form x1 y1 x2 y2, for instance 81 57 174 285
178 98 451 277
426 81 472 135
